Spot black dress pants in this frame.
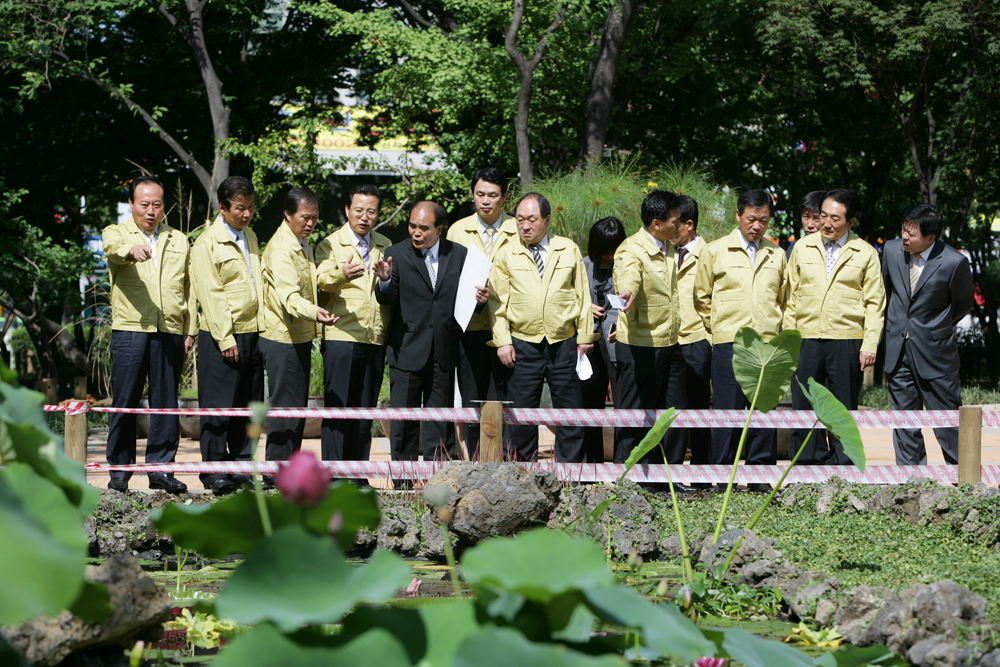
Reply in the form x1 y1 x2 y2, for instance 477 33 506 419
320 340 385 461
680 339 713 465
711 342 776 466
888 338 961 465
506 336 584 462
580 336 618 463
260 337 311 461
197 331 264 486
791 338 862 465
388 354 456 461
614 342 688 464
106 330 184 483
456 329 510 457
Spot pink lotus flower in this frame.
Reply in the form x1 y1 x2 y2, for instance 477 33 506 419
276 451 331 506
693 658 727 667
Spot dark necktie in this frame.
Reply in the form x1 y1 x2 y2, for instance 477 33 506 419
678 247 689 268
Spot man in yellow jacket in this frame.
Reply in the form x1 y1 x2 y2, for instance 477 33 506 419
672 195 712 477
488 192 598 462
315 184 391 464
613 190 687 467
784 189 885 464
446 167 518 454
102 175 196 493
189 176 265 495
694 189 788 487
260 187 337 469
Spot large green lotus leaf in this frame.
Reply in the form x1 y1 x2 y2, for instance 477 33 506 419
154 480 381 557
454 626 627 667
722 627 813 667
0 384 98 515
732 328 802 413
211 622 411 667
798 377 866 472
416 600 481 667
461 529 617 602
618 408 676 480
815 644 908 667
216 525 410 631
583 586 715 663
0 464 88 624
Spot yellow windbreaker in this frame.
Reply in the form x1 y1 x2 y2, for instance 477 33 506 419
103 218 196 336
783 231 885 353
447 212 518 333
613 228 680 347
260 221 319 344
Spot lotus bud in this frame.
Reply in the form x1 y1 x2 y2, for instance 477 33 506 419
437 506 453 525
129 641 145 667
693 658 727 667
656 577 669 598
679 585 692 610
328 511 343 537
276 450 331 506
627 549 638 567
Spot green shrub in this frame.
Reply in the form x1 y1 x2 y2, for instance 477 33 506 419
513 155 738 255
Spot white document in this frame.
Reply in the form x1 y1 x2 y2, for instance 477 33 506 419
454 244 493 332
576 351 593 381
606 294 626 310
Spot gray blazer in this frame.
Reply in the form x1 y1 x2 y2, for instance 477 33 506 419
584 256 619 363
882 238 974 379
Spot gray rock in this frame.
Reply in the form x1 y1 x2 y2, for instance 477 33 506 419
845 493 868 513
90 489 176 557
815 484 841 514
699 529 779 572
659 535 684 558
611 520 658 558
785 575 839 621
350 528 377 558
834 584 891 644
419 510 452 560
424 462 562 544
550 480 660 558
907 634 957 667
377 504 420 556
814 598 836 626
736 559 799 587
980 649 1000 667
0 554 172 666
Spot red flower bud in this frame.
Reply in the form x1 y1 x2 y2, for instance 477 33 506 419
276 451 331 506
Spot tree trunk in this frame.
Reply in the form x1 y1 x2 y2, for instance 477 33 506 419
581 0 639 162
504 0 565 189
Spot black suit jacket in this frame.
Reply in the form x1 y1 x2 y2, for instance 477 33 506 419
882 238 974 379
376 238 475 372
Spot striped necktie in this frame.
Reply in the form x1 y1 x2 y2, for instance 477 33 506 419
424 249 437 290
910 252 922 293
529 244 544 278
484 226 498 256
358 237 370 270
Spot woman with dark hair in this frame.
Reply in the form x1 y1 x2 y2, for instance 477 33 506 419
581 216 627 463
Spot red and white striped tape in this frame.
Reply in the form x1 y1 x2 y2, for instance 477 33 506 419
44 402 1000 429
83 460 1000 486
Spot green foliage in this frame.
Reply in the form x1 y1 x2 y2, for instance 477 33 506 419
798 378 866 472
684 577 785 621
454 626 627 667
217 525 411 631
212 623 412 667
0 360 105 630
153 480 381 556
732 328 802 413
616 408 677 483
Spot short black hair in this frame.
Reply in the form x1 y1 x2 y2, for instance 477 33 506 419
218 176 255 210
678 194 699 231
128 175 165 201
798 190 825 214
284 187 319 217
823 188 860 222
588 216 627 264
515 192 551 219
413 201 448 229
641 190 682 227
737 189 773 215
902 203 943 239
471 167 508 196
348 184 383 210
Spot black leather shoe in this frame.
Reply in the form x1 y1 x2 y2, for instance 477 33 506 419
108 479 128 492
746 483 773 494
210 478 238 496
260 476 277 491
149 475 188 494
231 475 255 489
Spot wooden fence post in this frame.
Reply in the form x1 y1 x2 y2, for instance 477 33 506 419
64 376 88 465
479 401 504 463
958 405 982 486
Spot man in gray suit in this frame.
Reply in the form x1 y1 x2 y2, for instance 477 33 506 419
882 203 974 465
